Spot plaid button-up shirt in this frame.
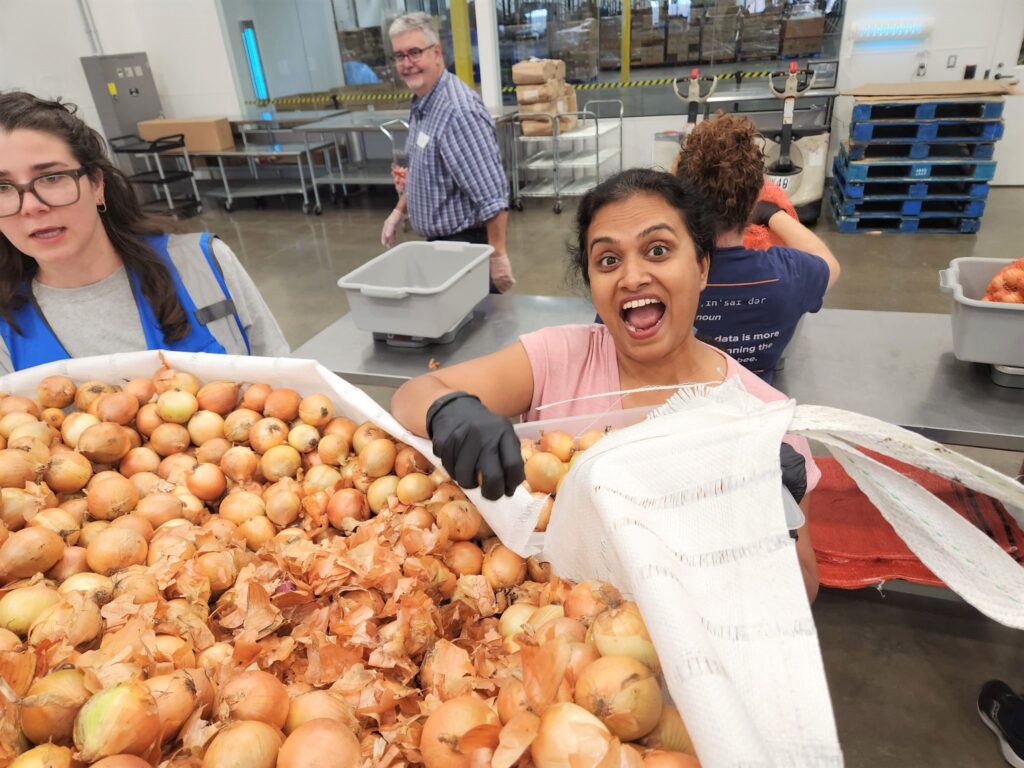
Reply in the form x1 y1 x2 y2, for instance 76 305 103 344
404 71 508 238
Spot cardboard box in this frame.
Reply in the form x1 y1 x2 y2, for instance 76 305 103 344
780 36 821 57
512 58 566 85
842 80 1021 99
782 16 825 40
518 97 568 115
516 80 566 105
137 117 234 152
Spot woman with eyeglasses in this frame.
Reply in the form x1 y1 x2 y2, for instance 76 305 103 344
0 92 288 374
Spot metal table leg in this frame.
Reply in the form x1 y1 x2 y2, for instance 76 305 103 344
216 156 233 211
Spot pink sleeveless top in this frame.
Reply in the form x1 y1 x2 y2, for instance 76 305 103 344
518 324 820 492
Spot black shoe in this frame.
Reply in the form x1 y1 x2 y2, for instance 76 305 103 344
979 680 1024 768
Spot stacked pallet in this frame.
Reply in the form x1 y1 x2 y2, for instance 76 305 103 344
831 97 1006 234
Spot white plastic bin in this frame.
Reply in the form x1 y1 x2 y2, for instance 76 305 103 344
338 241 492 339
939 257 1024 367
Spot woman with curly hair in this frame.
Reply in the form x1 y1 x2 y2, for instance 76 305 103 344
676 113 840 384
0 92 288 374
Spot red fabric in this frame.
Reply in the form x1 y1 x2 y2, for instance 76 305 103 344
808 452 1024 588
743 179 798 251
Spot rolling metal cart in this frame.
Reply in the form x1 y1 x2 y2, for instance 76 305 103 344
110 134 202 218
512 99 624 214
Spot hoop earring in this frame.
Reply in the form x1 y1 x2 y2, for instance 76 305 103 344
97 202 107 213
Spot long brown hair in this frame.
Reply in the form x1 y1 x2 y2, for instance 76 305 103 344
0 91 190 340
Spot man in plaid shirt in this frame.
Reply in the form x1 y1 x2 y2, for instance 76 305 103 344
381 13 515 293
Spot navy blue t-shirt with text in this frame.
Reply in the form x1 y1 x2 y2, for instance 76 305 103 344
695 246 830 384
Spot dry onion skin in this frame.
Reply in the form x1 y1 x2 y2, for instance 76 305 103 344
0 367 686 768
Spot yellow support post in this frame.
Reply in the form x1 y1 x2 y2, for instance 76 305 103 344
620 2 631 83
449 0 474 87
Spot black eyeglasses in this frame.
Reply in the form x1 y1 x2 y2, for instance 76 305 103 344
0 168 90 217
391 44 437 64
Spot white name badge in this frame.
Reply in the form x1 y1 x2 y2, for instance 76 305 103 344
416 131 430 148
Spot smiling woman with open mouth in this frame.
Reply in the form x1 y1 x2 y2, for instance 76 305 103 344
391 168 822 603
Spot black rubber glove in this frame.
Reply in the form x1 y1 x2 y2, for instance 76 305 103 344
751 201 785 227
780 443 808 504
426 392 525 500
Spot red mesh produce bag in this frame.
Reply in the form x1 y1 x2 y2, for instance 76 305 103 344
984 257 1024 303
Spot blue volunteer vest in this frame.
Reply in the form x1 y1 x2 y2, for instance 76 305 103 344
0 233 249 372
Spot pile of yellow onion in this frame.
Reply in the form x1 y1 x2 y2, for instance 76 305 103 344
519 429 605 532
0 363 699 767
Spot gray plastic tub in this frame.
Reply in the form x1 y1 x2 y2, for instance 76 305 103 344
338 241 492 339
939 257 1024 367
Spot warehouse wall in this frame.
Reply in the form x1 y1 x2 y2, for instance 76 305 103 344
0 0 243 138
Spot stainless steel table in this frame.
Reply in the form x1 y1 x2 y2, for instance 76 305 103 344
295 302 1024 452
293 294 595 387
775 309 1023 452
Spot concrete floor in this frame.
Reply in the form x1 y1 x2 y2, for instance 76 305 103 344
183 185 1024 767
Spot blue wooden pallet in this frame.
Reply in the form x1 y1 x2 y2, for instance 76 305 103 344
850 99 1004 123
832 158 992 201
849 119 1005 143
830 192 987 219
829 192 981 234
837 144 997 181
845 140 997 162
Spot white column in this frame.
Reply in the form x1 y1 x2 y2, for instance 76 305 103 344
474 0 502 110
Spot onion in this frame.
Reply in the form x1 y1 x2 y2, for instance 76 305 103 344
0 448 44 488
9 744 77 768
577 430 604 452
643 751 701 768
196 550 237 593
110 514 155 542
42 407 65 429
153 634 196 668
303 464 342 496
0 412 38 440
75 380 118 411
395 446 430 477
395 471 433 505
249 417 288 453
565 642 602 687
118 446 160 478
0 396 39 419
202 720 283 768
287 422 320 454
9 420 52 446
444 541 484 575
78 520 109 547
154 368 200 396
284 691 358 735
187 411 225 446
150 422 190 457
59 572 114 602
28 591 102 648
46 545 89 580
316 434 348 466
197 381 240 415
352 423 388 455
588 603 661 675
420 694 500 768
1 487 41 530
144 671 202 742
263 388 301 422
134 492 184 528
640 705 695 755
219 491 265 525
483 544 527 590
238 516 275 550
525 452 566 496
535 617 587 647
216 448 255 485
527 556 552 583
112 568 160 604
197 437 232 465
277 718 361 768
260 444 301 482
223 408 261 443
217 669 290 728
91 756 154 768
86 526 148 574
436 500 482 541
78 422 131 463
0 626 18 649
539 430 574 463
565 581 623 625
325 488 369 529
358 437 396 478
87 474 139 520
9 436 50 464
265 488 301 527
241 383 272 412
28 506 80 544
134 404 162 437
73 683 161 761
187 463 226 501
147 533 195 566
366 475 399 513
59 497 88 525
573 655 662 741
531 492 554 533
59 412 98 449
0 526 64 579
156 390 198 424
497 678 530 724
38 375 76 408
499 602 537 640
531 702 614 768
0 583 61 634
197 642 234 678
159 454 197 485
95 392 140 426
125 378 157 406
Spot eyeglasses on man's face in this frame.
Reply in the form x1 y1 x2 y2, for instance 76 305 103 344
391 44 438 64
0 168 90 217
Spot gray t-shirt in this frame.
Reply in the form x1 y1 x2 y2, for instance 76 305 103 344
0 237 289 375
